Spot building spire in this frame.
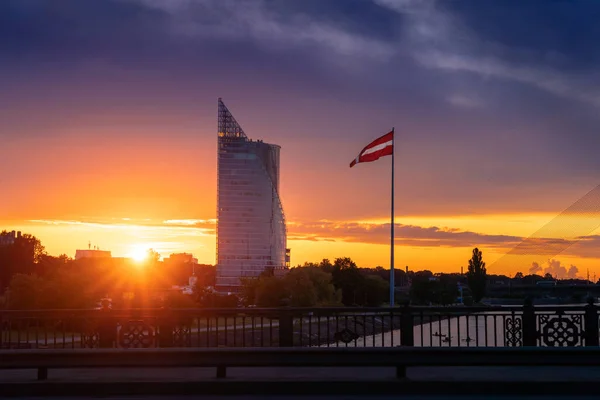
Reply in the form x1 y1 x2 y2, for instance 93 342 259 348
218 98 247 138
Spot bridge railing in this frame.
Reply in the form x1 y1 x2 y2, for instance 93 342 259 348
1 300 598 349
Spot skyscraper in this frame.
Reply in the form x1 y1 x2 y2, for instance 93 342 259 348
216 99 287 293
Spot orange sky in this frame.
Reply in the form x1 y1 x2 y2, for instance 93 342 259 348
2 115 600 279
3 211 600 279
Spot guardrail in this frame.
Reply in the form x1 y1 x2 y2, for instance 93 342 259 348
3 347 600 381
1 299 598 349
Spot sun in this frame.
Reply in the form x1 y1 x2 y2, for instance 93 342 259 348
129 245 149 263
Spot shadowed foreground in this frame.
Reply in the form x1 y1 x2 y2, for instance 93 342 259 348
2 366 600 397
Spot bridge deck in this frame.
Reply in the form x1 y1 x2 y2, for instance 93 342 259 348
3 365 600 382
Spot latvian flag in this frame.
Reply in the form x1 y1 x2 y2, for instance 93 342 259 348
349 130 394 168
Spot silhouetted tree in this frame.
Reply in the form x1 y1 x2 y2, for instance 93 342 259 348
194 265 216 288
146 249 161 267
409 273 458 305
164 291 197 308
319 258 333 273
260 267 275 278
438 274 459 306
35 254 70 277
331 257 364 305
5 274 44 309
409 275 436 305
522 274 544 285
193 285 238 308
0 232 45 290
466 248 487 303
362 275 389 306
514 272 524 280
239 267 340 307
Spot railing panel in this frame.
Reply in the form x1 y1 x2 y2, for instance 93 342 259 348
1 304 598 349
535 310 585 347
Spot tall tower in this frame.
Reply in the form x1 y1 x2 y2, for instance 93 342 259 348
215 99 287 293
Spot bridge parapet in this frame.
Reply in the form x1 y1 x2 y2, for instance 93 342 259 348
1 299 599 349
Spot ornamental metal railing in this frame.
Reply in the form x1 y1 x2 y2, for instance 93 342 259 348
1 300 598 349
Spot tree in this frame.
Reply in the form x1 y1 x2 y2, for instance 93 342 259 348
299 261 319 268
193 285 239 308
409 274 458 306
285 269 318 307
0 233 45 289
332 257 357 271
146 249 161 264
437 275 459 306
297 267 340 306
362 275 389 306
5 274 45 309
260 267 275 278
164 291 197 308
514 272 524 280
466 248 487 303
239 267 341 307
194 265 216 288
409 275 435 305
239 277 260 306
319 259 333 273
35 254 71 277
255 276 288 307
23 234 45 263
40 269 96 309
331 257 364 306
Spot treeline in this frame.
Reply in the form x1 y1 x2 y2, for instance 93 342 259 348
7 230 577 309
0 231 490 309
0 231 217 309
1 256 218 310
239 257 389 307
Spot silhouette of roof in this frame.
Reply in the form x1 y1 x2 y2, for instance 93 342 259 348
218 98 247 139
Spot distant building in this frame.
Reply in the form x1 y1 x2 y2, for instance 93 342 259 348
216 99 288 292
75 249 112 260
164 253 200 286
164 253 199 265
0 230 19 246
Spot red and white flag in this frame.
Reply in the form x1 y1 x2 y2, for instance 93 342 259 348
349 130 394 168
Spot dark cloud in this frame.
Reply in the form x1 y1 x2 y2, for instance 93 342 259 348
445 1 600 70
529 262 542 275
0 0 170 61
288 220 522 248
3 0 600 220
541 259 579 279
526 259 579 279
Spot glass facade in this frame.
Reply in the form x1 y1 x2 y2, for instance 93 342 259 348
215 99 287 292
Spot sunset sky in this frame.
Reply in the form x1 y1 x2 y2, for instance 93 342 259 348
2 0 600 278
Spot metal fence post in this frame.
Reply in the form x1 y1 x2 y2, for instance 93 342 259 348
278 310 294 347
585 297 599 347
400 303 414 347
158 313 174 348
98 307 115 348
397 303 414 379
522 297 536 346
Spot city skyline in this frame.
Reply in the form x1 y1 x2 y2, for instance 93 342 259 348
2 1 600 277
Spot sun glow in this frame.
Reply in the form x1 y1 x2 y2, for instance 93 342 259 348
129 245 149 263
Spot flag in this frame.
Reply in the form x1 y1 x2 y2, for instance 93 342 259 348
349 130 394 168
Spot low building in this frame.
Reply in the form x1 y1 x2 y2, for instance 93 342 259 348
163 253 200 286
164 253 199 265
0 230 19 246
75 249 112 260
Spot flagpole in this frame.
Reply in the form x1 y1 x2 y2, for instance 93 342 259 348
390 127 395 307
